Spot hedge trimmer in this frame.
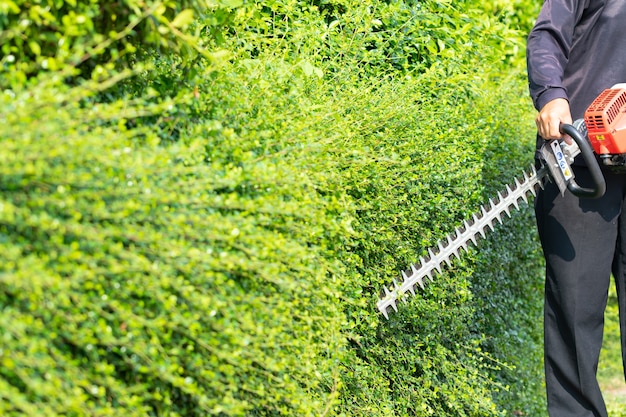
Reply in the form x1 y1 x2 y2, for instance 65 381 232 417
378 85 626 319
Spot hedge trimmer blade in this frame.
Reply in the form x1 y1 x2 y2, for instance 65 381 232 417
377 165 548 319
376 120 609 318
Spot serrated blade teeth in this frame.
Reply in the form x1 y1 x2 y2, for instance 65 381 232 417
377 165 544 318
417 275 425 289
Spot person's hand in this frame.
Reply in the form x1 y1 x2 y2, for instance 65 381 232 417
535 98 573 144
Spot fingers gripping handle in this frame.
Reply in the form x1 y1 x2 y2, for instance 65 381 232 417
560 123 606 199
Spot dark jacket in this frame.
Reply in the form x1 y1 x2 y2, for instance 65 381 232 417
527 0 626 120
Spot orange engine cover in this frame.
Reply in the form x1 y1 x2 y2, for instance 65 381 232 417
584 87 626 155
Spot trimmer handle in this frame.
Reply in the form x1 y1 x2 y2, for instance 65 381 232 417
560 123 606 198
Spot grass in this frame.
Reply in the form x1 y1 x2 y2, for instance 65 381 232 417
599 278 626 416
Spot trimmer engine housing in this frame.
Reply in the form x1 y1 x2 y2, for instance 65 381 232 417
584 86 626 167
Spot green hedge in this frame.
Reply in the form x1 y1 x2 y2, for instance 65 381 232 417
1 0 545 415
0 0 234 89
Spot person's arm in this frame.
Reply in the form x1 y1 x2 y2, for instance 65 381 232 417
526 0 587 139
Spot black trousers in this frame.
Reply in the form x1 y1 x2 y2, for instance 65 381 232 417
535 163 626 417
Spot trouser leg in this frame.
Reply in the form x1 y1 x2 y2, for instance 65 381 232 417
612 193 626 381
535 165 625 417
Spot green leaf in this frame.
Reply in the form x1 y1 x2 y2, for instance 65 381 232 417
171 9 194 29
219 0 244 7
28 41 41 56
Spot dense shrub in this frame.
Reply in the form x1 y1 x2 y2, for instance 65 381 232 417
1 74 350 415
1 0 545 415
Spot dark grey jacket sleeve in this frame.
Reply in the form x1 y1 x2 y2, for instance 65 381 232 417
526 0 589 111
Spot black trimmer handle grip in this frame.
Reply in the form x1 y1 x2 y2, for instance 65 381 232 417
560 123 606 199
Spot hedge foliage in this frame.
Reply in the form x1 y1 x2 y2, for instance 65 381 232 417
1 0 545 415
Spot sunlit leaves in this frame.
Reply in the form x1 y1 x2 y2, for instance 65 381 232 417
0 0 544 415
